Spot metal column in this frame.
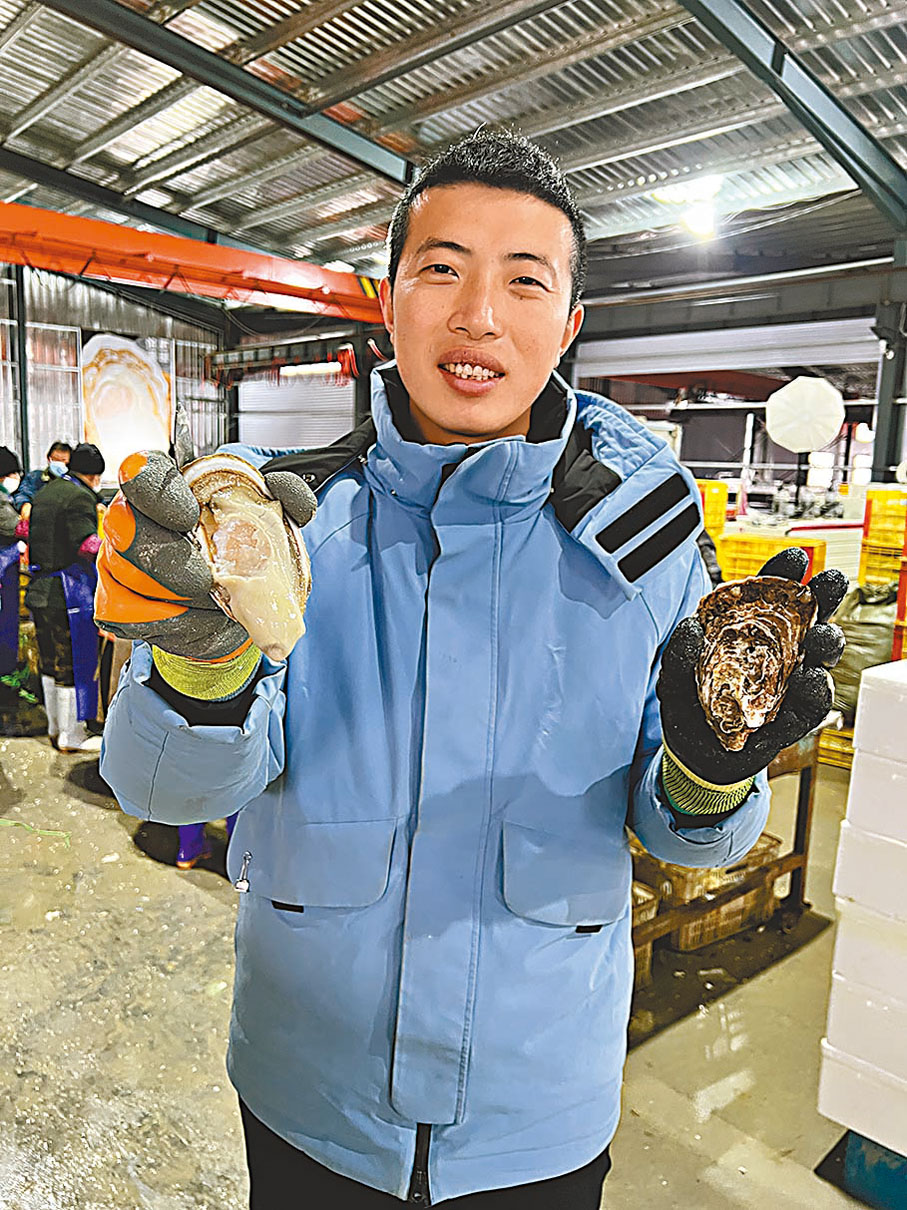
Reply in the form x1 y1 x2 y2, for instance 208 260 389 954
12 265 28 466
872 238 907 481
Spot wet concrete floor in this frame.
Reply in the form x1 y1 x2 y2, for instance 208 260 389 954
1 733 860 1208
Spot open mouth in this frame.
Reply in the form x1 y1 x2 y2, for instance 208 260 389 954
439 362 505 382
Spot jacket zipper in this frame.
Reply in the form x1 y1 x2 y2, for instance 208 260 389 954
233 851 252 892
407 1123 432 1204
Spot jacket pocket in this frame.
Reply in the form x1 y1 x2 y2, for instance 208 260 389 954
232 818 397 908
501 821 631 927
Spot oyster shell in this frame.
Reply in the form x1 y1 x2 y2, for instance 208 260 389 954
182 453 311 661
696 576 817 751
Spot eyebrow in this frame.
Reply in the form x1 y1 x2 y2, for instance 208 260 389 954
413 238 558 278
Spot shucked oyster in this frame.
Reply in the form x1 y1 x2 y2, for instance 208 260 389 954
182 454 311 661
696 576 817 751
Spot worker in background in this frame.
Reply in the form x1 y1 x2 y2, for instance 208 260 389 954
14 440 72 515
24 442 105 753
0 445 22 678
95 133 847 1208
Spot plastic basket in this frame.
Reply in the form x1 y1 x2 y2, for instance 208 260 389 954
818 726 855 770
716 533 826 582
629 831 782 951
863 488 907 549
898 558 907 624
631 881 659 989
696 479 728 538
858 543 902 586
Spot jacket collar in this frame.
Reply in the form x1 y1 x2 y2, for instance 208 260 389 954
365 363 577 520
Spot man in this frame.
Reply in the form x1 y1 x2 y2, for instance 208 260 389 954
96 133 845 1207
26 441 104 753
14 440 72 515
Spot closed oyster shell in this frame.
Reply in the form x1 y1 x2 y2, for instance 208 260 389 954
696 576 817 751
182 453 311 661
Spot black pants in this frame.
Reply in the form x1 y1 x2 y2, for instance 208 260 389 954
32 605 74 684
241 1102 611 1208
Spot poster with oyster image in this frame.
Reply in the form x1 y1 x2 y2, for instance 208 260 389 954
81 335 172 486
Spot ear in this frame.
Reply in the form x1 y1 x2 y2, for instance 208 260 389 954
559 303 584 358
378 277 394 344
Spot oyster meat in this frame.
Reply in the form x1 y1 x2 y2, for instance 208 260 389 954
696 576 817 751
182 454 311 661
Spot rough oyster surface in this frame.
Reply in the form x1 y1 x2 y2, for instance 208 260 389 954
696 576 817 751
182 454 311 661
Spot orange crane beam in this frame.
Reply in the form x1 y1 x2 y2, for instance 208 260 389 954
0 201 384 324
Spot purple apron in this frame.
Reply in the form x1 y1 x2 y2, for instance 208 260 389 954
0 541 19 677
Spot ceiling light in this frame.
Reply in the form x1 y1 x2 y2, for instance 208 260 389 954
681 202 716 239
324 259 356 273
650 174 723 206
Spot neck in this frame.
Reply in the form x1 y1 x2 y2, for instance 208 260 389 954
408 399 533 446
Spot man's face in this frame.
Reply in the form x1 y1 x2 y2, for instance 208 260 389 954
49 450 69 468
379 184 584 445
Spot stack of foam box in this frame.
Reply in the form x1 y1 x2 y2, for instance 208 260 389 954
819 660 907 1166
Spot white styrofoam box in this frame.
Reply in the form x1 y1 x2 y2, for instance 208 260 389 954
853 661 907 763
834 898 907 997
846 751 907 845
833 820 907 922
819 1039 907 1157
826 973 907 1084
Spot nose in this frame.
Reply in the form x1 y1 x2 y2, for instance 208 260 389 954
449 277 502 341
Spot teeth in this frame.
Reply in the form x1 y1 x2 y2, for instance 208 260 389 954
442 362 500 380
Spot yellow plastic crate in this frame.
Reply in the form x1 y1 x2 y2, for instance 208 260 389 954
716 533 826 581
632 882 659 990
863 488 907 549
858 542 902 586
818 726 854 771
696 479 728 538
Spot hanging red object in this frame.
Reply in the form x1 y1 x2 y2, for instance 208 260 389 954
0 201 383 323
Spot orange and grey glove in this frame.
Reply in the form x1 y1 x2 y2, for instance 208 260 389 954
94 450 316 699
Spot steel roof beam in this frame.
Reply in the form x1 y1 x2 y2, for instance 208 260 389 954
125 115 273 195
305 0 574 114
42 0 411 183
0 2 42 55
69 78 198 165
5 0 202 143
365 9 690 137
190 147 322 210
678 0 907 230
221 0 362 63
0 146 221 241
515 1 907 141
233 171 380 232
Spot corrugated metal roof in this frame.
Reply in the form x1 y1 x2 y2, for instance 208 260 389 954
0 0 902 289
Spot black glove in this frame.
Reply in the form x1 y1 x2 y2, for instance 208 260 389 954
658 549 848 785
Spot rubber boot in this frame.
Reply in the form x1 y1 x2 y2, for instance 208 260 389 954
55 685 103 753
176 823 211 870
41 675 60 747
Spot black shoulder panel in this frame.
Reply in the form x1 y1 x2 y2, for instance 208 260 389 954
550 420 622 532
261 417 377 492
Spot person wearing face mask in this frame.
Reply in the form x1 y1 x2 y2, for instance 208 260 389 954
24 442 105 752
0 446 22 678
13 440 72 516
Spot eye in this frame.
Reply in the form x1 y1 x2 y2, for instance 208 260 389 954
513 275 545 288
424 263 457 276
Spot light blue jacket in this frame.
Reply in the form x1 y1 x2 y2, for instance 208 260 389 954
102 367 770 1202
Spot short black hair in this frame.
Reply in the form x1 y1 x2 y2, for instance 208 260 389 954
47 441 72 457
387 130 587 309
